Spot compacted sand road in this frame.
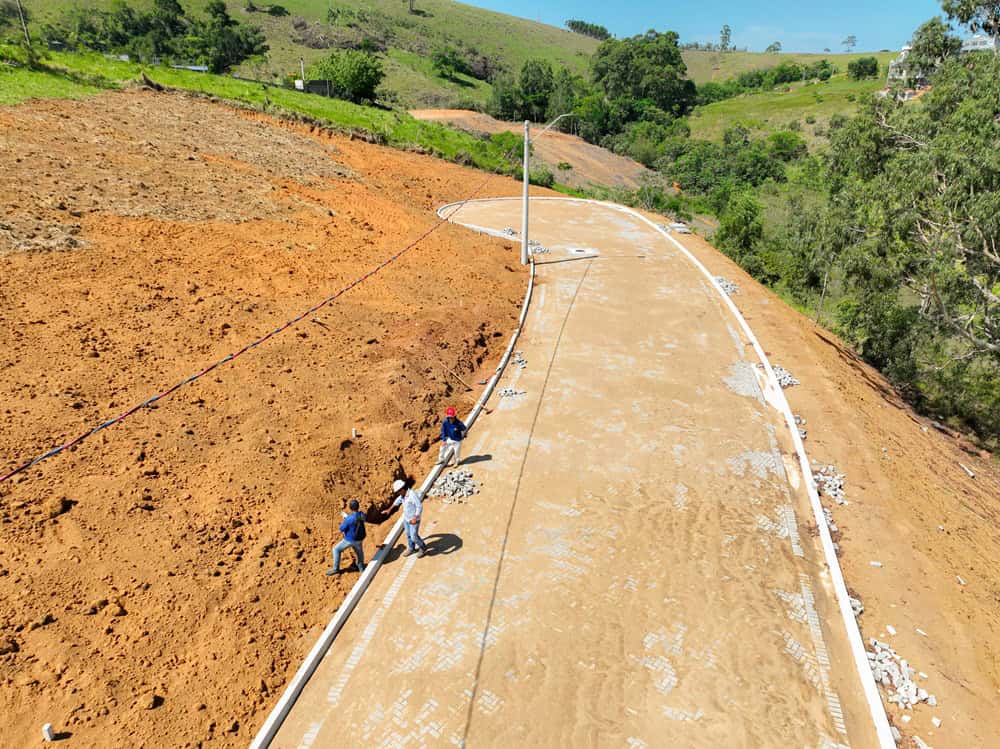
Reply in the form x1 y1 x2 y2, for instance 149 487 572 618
270 199 880 748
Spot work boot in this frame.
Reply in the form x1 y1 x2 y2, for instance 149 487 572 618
325 568 340 576
417 548 427 558
403 548 416 557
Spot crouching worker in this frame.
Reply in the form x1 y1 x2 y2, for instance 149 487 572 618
326 499 366 575
384 478 427 557
438 407 467 467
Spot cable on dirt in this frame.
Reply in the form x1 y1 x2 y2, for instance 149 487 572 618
0 169 503 485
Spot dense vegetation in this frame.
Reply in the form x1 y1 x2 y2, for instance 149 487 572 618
38 0 267 73
566 20 611 41
711 19 999 445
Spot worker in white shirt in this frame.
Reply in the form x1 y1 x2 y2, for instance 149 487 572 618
383 478 428 557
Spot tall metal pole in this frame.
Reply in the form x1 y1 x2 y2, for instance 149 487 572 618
14 0 31 47
521 119 530 266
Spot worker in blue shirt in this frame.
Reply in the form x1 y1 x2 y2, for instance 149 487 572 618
326 499 366 575
438 407 467 467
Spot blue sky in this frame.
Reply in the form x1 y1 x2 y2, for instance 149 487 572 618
465 0 953 53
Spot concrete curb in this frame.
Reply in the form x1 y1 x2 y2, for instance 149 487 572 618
248 245 536 749
439 196 895 748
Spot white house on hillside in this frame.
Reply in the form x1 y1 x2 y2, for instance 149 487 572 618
961 33 999 54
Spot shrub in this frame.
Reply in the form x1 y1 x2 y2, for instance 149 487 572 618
308 49 384 103
847 57 879 80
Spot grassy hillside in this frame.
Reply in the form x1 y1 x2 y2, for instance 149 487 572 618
680 49 897 85
25 0 597 107
0 48 532 176
688 74 887 145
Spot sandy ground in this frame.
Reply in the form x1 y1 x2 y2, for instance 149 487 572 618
0 91 540 747
272 199 880 748
669 231 1000 749
409 109 650 191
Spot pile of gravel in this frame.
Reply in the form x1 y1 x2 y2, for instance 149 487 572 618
850 596 864 617
868 639 937 710
427 469 480 504
512 351 527 369
499 387 526 398
772 365 800 388
813 464 847 505
822 507 839 534
714 276 739 295
793 414 807 440
501 227 518 237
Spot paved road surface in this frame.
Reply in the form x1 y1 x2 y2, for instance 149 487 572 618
271 199 879 748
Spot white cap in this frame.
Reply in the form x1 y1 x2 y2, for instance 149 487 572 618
392 479 406 492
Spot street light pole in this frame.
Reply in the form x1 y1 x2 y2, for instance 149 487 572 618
521 120 530 265
520 113 575 266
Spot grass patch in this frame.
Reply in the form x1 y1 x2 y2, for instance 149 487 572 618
4 50 522 176
681 49 897 85
688 75 885 145
0 63 104 105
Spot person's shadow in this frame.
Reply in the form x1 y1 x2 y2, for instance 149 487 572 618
423 532 463 556
459 453 492 465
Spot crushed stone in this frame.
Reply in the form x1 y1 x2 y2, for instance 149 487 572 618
512 351 527 369
427 469 479 503
813 464 848 505
498 387 526 398
714 276 739 295
867 638 937 711
794 414 807 440
772 365 800 388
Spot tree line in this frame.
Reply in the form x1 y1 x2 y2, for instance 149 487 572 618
37 0 267 73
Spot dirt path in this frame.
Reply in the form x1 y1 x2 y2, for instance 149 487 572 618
271 199 880 748
409 109 650 191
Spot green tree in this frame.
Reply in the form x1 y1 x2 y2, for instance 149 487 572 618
941 0 1000 38
765 41 782 53
591 30 696 118
308 49 384 102
431 45 465 80
518 58 554 122
547 68 585 127
486 73 521 121
716 190 763 260
842 34 857 51
908 16 962 74
847 56 879 79
720 24 732 51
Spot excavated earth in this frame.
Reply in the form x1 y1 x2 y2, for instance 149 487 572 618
409 109 650 191
0 90 532 748
0 88 997 749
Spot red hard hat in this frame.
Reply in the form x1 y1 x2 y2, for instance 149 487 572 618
446 407 456 417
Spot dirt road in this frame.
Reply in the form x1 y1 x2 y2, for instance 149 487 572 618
270 199 881 747
409 110 650 191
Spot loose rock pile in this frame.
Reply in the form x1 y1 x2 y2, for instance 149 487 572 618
822 507 839 534
850 596 864 617
793 414 807 439
714 276 739 295
499 387 526 398
867 639 937 710
813 464 848 505
427 469 480 504
528 239 550 255
501 227 518 237
512 351 527 369
772 365 800 388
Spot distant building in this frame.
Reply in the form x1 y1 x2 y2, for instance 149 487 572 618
961 33 999 54
887 45 927 88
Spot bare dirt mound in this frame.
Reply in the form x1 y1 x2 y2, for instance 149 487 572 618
670 230 1000 749
0 90 533 747
410 109 650 190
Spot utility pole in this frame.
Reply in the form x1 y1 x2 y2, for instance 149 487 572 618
14 0 31 47
521 120 530 266
299 57 305 82
520 113 575 266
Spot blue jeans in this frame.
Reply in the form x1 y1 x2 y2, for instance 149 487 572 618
333 539 365 571
404 519 427 552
